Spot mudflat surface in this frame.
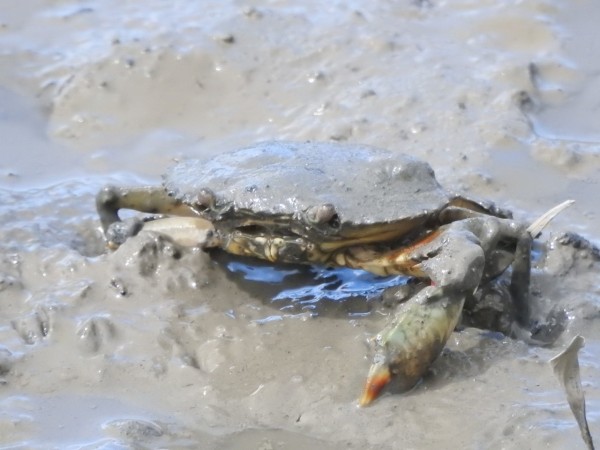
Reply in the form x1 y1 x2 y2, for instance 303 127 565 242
1 1 599 449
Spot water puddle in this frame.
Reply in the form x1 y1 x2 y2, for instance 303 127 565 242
224 256 408 317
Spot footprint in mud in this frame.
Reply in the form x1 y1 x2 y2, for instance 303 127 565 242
156 324 204 371
107 232 217 295
0 346 16 383
77 316 117 354
0 254 23 293
11 307 52 345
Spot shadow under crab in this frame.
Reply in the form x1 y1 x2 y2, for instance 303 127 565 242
96 140 573 405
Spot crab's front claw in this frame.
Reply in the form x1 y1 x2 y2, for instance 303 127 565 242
359 286 465 406
359 359 392 407
134 217 220 249
105 217 145 249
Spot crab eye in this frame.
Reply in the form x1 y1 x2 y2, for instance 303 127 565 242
195 188 216 211
306 203 339 228
327 212 340 229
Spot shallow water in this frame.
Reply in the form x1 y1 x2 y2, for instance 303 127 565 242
1 1 599 449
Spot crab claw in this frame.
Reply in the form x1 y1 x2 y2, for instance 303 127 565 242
359 287 465 406
359 360 392 406
140 217 218 248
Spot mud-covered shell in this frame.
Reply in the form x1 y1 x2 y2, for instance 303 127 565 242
163 141 450 238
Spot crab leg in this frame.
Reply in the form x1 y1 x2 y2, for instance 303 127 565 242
509 199 574 328
330 229 441 277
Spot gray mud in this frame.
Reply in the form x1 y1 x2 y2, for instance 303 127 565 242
1 1 599 449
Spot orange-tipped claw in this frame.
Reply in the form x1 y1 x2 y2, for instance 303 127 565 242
358 287 466 407
358 362 392 407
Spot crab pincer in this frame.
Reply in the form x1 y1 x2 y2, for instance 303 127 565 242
360 287 465 405
358 200 574 406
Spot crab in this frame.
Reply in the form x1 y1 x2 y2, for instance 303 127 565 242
96 141 572 406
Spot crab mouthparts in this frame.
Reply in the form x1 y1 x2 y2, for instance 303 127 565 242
358 362 392 407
